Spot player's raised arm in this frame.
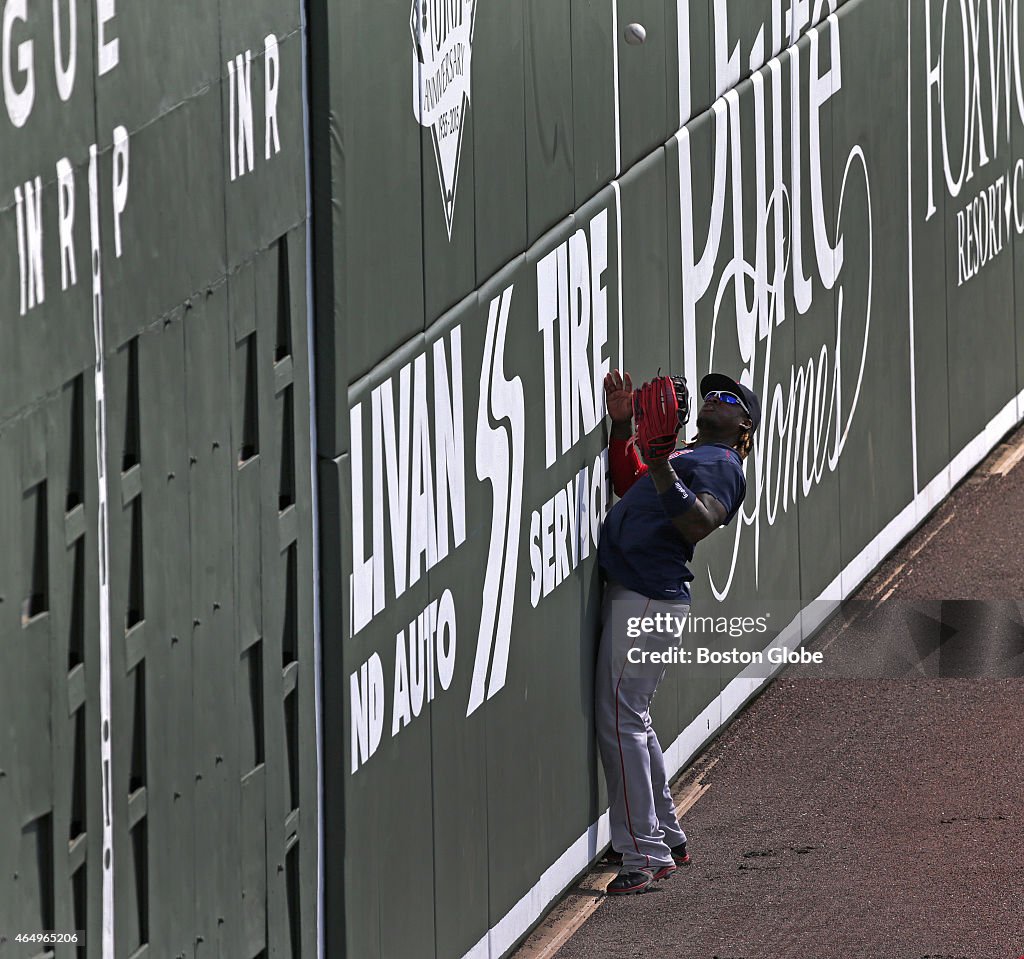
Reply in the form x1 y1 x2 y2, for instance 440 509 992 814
604 369 646 495
604 369 634 439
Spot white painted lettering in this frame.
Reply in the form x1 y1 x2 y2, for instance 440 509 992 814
96 0 118 75
112 124 129 258
52 0 76 101
264 34 280 160
350 654 384 774
56 158 76 290
3 0 34 128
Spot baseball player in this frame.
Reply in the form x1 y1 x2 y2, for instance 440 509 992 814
596 370 760 894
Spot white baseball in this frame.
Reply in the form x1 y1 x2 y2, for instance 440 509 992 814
624 22 647 45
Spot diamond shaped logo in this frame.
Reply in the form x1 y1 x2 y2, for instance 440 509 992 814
411 0 477 240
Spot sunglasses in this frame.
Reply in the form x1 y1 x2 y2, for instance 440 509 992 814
703 390 750 414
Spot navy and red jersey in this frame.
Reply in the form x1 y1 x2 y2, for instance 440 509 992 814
597 437 747 602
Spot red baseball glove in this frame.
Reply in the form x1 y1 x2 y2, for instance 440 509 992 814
631 375 690 460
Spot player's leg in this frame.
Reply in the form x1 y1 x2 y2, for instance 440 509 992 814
595 600 626 854
610 674 674 871
596 584 679 871
647 724 687 850
595 582 650 861
644 599 689 854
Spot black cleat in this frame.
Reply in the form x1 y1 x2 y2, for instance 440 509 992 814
671 841 690 865
606 868 655 895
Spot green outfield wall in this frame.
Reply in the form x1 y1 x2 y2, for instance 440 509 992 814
315 1 1024 957
0 0 318 956
2 1 1022 957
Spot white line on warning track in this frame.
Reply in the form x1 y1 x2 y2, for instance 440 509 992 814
906 510 956 560
990 439 1024 476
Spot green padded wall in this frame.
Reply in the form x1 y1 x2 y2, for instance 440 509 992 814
315 4 1024 958
5 2 1024 958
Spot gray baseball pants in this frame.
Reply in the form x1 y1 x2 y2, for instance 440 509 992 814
595 581 689 871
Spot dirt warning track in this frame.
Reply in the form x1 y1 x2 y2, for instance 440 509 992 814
519 426 1024 959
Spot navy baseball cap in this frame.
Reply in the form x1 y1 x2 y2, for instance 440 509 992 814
699 373 761 433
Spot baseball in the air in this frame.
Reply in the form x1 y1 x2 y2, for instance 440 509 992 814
623 22 647 45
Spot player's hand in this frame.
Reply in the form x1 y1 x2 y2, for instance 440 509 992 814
604 369 634 424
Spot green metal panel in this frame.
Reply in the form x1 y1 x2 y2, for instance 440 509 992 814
343 336 436 959
0 179 94 426
907 0 951 492
0 428 21 938
665 0 714 129
230 256 270 959
335 0 426 387
1 0 316 954
618 152 670 378
665 97 715 389
423 118 478 326
794 0 849 43
617 0 669 171
252 238 315 959
222 30 309 271
572 0 617 204
0 201 20 421
523 194 614 875
473 2 529 282
736 51 802 640
0 8 96 177
96 312 188 957
478 245 547 926
99 91 227 348
41 376 103 956
939 0 1017 456
424 291 492 959
470 195 622 924
231 259 266 654
833 0 915 568
709 0 792 104
524 0 575 243
220 0 303 53
422 53 477 324
186 288 244 959
240 766 268 955
3 414 55 944
788 29 841 606
93 0 220 136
